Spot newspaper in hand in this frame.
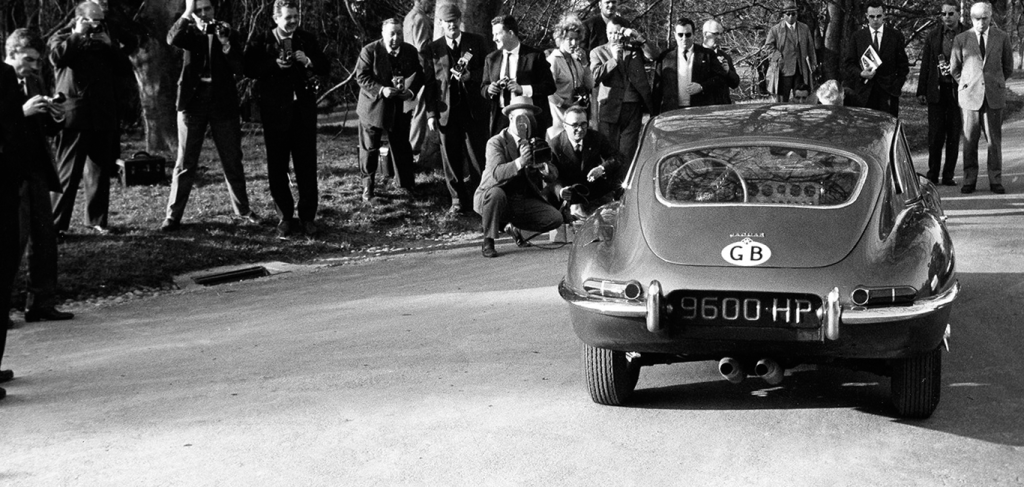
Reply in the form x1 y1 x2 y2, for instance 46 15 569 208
860 45 882 72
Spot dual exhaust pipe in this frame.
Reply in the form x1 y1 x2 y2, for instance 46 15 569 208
718 357 784 385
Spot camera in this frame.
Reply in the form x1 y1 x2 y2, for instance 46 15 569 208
496 77 513 90
44 92 67 104
519 137 551 166
571 86 591 109
202 21 228 36
450 52 473 80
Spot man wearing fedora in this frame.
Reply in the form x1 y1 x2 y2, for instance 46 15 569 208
763 0 817 103
422 3 492 214
474 96 565 258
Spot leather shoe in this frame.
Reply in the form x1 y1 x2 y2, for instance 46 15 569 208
160 218 180 232
941 179 957 186
505 223 528 247
0 369 12 383
25 307 74 323
991 184 1006 194
0 387 6 401
301 220 319 238
240 212 262 225
448 203 463 215
960 184 975 194
277 219 297 238
482 238 498 258
362 187 375 203
92 225 111 235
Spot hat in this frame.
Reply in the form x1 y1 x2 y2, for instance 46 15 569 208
781 0 797 12
502 95 541 116
438 3 462 21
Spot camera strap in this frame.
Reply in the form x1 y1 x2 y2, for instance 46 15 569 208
564 52 580 90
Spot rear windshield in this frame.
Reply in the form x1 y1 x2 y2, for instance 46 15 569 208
657 145 866 207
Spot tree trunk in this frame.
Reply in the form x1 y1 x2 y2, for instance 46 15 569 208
129 2 181 154
822 0 861 87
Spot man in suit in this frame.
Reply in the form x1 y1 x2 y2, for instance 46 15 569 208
917 0 967 186
403 0 432 157
654 17 729 112
548 105 625 219
48 1 131 236
422 3 492 214
481 15 556 136
161 0 258 232
6 29 74 324
475 96 564 258
591 16 655 159
763 0 817 103
701 19 740 105
951 1 1014 194
0 57 29 400
582 0 617 54
843 1 909 117
355 18 426 202
243 0 329 238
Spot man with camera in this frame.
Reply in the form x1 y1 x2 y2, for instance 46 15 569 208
917 0 967 187
48 1 131 236
355 18 426 202
161 0 258 233
590 16 655 159
653 17 730 111
6 29 74 325
582 0 618 54
243 0 329 238
548 105 625 220
475 96 565 258
481 15 556 137
421 3 492 214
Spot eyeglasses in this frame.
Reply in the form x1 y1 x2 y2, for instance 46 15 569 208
972 16 989 20
565 122 588 129
675 32 694 37
705 31 721 36
867 14 883 19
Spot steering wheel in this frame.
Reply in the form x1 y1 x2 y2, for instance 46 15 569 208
663 157 749 203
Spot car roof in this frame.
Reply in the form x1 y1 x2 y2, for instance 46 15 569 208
645 103 898 167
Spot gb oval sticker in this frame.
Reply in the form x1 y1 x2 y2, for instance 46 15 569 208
721 238 772 266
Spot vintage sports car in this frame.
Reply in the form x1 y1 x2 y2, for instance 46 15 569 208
559 104 958 418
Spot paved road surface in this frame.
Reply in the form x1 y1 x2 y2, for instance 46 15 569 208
2 112 1023 485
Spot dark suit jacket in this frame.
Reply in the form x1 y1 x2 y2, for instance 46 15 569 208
474 129 558 214
421 32 492 126
950 27 1014 110
48 31 129 130
582 15 608 53
548 129 625 190
243 28 330 131
21 74 63 192
167 17 244 114
706 48 740 105
355 40 425 130
654 44 728 112
481 44 557 134
0 63 28 183
916 23 968 103
590 44 654 123
844 25 910 101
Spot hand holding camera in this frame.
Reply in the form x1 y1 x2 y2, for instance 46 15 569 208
450 52 473 81
937 54 951 77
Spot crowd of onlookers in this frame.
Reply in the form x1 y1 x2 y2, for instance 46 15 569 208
0 0 1014 399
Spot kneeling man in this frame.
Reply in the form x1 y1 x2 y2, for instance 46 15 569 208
474 96 565 258
548 105 625 219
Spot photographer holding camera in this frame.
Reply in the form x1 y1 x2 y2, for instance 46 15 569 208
590 16 655 160
5 29 74 326
474 96 565 258
243 0 329 238
48 1 132 236
481 15 556 137
548 105 625 220
546 15 595 139
161 0 258 233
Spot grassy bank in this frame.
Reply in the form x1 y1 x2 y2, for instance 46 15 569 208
13 89 1023 307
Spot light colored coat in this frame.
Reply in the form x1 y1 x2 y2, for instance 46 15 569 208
763 20 817 96
950 26 1014 110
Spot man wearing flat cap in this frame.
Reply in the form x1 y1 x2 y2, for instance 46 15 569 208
421 3 493 214
474 95 565 258
763 0 817 102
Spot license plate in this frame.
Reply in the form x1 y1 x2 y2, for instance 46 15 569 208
670 291 821 328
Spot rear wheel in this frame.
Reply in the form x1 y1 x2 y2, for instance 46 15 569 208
890 346 942 419
583 344 641 406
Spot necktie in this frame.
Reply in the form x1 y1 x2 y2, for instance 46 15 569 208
451 39 459 56
502 51 512 106
18 78 27 96
979 33 986 58
872 30 880 50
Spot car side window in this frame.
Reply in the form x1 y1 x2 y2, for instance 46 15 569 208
890 126 921 202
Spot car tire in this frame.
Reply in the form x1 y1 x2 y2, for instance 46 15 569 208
890 346 942 419
583 343 640 406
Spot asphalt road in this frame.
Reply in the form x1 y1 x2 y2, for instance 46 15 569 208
2 119 1023 485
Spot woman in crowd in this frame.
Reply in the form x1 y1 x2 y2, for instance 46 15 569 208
546 14 594 139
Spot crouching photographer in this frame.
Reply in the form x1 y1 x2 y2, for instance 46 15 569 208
474 96 566 258
548 105 626 220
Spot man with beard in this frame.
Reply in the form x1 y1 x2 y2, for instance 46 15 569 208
244 0 329 237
